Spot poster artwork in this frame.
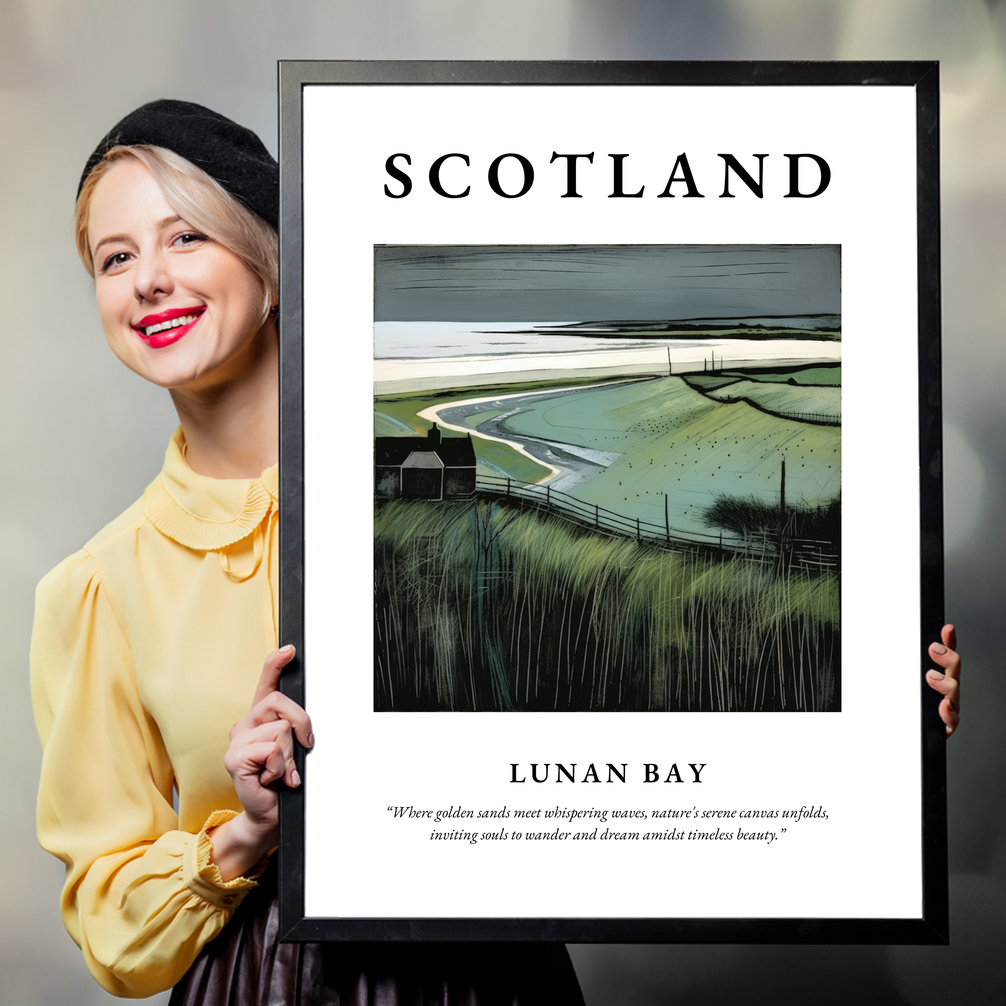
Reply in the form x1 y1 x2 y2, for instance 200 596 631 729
373 243 841 713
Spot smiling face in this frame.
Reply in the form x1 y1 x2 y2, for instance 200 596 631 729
87 158 273 393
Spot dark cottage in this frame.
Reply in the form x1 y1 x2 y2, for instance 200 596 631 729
375 424 477 500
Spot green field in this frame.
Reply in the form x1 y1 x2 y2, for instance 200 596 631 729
444 375 840 536
714 364 842 386
705 380 841 419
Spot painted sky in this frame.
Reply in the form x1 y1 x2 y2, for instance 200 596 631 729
374 244 841 322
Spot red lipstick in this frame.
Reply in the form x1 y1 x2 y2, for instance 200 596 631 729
133 306 205 349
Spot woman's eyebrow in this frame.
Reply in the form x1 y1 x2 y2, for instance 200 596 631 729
92 216 185 257
91 232 133 257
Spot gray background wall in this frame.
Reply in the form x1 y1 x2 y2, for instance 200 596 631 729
1 2 1003 1003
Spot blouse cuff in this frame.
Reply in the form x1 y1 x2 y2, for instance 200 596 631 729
183 810 269 909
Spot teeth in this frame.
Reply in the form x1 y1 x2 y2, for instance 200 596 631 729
142 313 199 337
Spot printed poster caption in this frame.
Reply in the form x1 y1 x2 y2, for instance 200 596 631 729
386 804 830 847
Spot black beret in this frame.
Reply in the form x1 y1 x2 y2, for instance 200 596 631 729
78 99 278 228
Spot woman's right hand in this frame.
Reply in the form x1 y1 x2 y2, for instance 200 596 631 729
209 645 314 881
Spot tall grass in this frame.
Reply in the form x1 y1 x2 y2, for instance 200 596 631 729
374 498 839 712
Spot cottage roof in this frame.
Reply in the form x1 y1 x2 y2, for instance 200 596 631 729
375 427 477 468
401 450 444 469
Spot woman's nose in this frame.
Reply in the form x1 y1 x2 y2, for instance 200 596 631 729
133 249 173 302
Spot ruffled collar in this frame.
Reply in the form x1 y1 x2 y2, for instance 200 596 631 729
143 428 278 551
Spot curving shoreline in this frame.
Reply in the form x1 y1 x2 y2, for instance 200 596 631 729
416 380 644 488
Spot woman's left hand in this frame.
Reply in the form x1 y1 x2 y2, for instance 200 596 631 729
926 624 961 737
209 645 313 881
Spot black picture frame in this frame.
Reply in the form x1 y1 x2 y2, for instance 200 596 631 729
277 60 945 944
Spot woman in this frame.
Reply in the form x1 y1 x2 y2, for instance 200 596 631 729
32 99 962 1002
31 100 585 1003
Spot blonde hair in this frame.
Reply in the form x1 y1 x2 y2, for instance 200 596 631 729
75 145 278 322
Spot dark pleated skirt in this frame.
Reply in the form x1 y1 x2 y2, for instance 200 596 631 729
169 869 584 1006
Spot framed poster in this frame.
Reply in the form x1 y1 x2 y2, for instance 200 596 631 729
277 61 946 943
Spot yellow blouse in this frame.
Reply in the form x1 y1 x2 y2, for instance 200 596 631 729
31 428 279 998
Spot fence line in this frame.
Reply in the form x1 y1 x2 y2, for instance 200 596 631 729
471 474 838 572
709 397 841 427
765 409 840 425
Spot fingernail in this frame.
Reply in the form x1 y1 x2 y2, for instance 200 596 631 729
291 768 301 787
928 670 944 680
306 732 315 748
931 643 947 655
280 644 295 655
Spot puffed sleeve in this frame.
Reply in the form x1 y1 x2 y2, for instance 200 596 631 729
31 549 261 998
